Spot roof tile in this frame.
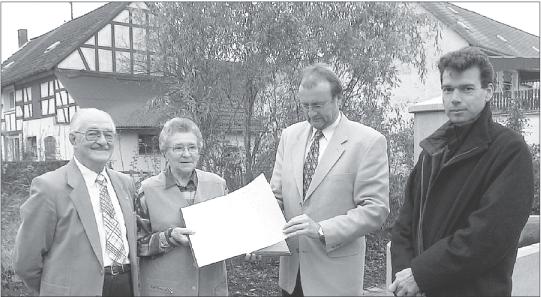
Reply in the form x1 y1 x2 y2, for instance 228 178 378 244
1 2 128 87
420 2 539 57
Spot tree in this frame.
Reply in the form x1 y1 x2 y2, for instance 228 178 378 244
505 95 529 134
146 2 438 189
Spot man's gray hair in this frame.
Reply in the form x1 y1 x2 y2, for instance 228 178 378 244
159 117 203 153
70 108 115 133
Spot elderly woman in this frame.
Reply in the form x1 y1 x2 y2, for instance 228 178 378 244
135 117 228 296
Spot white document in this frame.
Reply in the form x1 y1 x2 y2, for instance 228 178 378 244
181 174 289 267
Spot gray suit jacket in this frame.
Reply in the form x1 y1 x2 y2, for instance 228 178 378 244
14 159 140 296
271 115 390 296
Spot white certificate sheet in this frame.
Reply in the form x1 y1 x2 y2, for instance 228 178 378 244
181 174 289 267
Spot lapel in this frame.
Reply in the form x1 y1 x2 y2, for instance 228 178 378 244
292 122 312 199
66 160 103 267
194 169 209 203
304 116 348 201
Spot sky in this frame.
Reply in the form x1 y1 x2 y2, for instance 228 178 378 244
1 1 540 62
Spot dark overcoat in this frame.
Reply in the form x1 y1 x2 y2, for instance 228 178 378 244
391 105 534 296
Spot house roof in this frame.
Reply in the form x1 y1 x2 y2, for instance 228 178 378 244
420 2 539 58
55 70 166 129
0 2 267 134
1 2 128 87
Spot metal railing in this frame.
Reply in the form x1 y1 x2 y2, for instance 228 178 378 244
491 89 540 113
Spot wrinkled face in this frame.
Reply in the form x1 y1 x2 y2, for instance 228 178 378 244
298 80 340 130
70 113 116 170
164 132 200 175
442 67 493 124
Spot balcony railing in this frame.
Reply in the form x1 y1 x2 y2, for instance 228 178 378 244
491 89 540 113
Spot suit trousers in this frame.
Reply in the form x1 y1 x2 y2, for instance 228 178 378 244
282 269 303 297
102 271 133 296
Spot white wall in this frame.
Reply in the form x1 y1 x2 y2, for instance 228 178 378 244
110 131 165 173
410 99 539 161
21 121 166 173
22 117 72 160
512 243 540 296
390 5 470 106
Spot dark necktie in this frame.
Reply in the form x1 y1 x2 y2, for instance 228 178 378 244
303 130 324 198
96 174 127 264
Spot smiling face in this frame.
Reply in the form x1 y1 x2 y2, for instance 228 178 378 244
70 111 116 173
441 66 493 124
298 80 341 130
164 132 200 176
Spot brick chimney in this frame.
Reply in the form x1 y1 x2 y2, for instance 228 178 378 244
18 29 28 47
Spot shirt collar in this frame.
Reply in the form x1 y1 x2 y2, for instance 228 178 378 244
73 157 109 186
164 166 198 189
310 112 342 141
420 104 493 156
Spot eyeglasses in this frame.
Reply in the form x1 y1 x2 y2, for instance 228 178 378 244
74 129 115 142
168 145 199 154
301 100 333 111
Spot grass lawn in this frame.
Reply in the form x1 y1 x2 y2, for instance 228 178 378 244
1 191 388 296
1 191 27 296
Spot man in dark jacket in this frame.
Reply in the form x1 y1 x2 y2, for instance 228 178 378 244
389 46 534 296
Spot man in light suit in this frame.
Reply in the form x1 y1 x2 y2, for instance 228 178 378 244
271 63 390 296
14 108 140 296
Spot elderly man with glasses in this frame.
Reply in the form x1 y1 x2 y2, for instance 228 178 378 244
14 108 140 296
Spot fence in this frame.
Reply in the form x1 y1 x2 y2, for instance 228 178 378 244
492 89 540 113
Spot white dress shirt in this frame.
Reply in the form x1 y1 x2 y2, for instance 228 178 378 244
304 112 342 162
74 157 130 266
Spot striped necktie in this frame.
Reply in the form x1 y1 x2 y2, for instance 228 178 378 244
96 174 127 264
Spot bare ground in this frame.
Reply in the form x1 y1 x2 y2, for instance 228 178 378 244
1 191 389 296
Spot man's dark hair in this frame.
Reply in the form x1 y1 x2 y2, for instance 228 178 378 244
300 63 343 100
438 46 494 88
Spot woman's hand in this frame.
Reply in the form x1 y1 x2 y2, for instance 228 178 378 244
170 227 195 246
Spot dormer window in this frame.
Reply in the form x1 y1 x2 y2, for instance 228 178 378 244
457 21 471 31
496 34 508 42
2 61 14 70
447 6 459 13
44 41 61 53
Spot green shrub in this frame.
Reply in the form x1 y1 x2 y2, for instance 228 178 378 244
2 161 68 295
2 161 68 195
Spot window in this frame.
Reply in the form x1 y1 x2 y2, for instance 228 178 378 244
98 49 113 72
44 136 57 160
21 87 32 119
25 136 37 160
58 6 159 75
496 34 508 42
40 81 56 116
6 137 20 161
3 91 15 110
138 134 159 155
97 25 112 47
53 79 77 124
